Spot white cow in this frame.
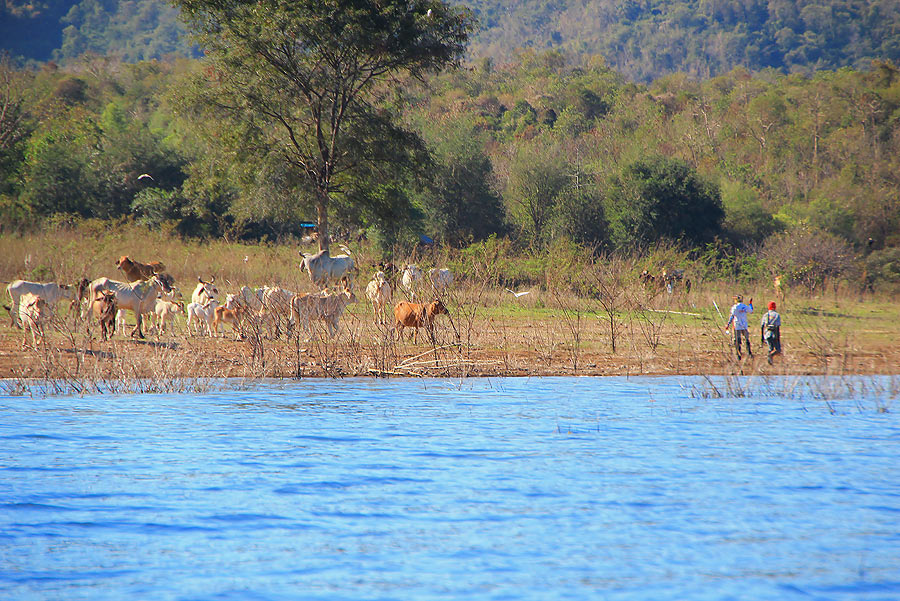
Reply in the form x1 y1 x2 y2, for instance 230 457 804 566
191 277 219 305
236 285 267 312
260 286 297 338
299 248 356 289
365 271 392 324
89 275 170 338
294 284 358 338
187 299 218 337
428 268 453 293
6 280 77 327
400 264 423 299
18 292 49 348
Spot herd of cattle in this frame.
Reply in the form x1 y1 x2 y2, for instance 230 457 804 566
5 249 456 349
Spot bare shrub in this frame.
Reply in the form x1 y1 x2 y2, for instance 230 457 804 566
762 226 857 293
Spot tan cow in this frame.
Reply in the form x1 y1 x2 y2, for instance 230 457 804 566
393 299 447 342
116 256 166 282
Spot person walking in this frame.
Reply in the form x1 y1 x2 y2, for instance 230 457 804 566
724 294 754 359
760 301 782 364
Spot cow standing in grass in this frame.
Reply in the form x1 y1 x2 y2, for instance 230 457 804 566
366 271 392 324
394 299 447 343
299 247 356 289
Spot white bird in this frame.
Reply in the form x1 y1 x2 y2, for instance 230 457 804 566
506 288 533 298
138 173 154 181
426 8 432 17
243 255 249 263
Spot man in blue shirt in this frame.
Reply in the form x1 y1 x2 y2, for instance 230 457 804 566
725 294 754 359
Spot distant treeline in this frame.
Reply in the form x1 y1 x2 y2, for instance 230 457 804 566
1 50 899 287
3 0 900 82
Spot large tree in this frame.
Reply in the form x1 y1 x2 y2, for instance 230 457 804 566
604 155 725 250
172 0 473 251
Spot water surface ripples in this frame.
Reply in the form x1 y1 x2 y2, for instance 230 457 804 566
1 376 898 600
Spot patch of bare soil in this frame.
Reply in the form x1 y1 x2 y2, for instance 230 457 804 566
2 309 897 385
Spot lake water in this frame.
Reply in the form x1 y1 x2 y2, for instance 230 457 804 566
2 376 899 601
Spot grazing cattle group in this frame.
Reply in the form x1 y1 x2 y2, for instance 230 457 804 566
640 268 691 294
5 247 463 348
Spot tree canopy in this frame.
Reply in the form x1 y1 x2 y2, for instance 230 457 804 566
171 0 474 250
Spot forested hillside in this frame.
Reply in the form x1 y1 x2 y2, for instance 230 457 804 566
3 0 900 82
463 0 900 81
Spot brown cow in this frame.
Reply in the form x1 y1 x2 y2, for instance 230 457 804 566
116 256 166 282
393 299 447 342
91 290 118 342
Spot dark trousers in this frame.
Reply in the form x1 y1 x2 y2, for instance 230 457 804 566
733 329 752 357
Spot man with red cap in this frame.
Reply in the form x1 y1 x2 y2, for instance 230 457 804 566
760 301 782 364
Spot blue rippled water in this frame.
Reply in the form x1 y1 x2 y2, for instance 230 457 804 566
1 376 899 601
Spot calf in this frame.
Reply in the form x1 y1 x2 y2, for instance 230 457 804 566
91 290 118 342
393 299 447 343
365 271 392 324
18 293 49 349
116 255 165 282
186 299 218 337
213 304 243 339
151 299 183 336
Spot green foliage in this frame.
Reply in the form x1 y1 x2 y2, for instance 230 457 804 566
865 247 900 283
604 155 725 250
414 113 506 247
720 180 779 244
503 138 569 246
550 183 608 249
2 31 900 267
131 187 183 229
21 108 102 217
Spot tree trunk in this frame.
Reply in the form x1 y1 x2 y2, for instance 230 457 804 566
316 189 330 253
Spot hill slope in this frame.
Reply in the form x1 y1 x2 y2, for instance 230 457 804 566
2 0 900 81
